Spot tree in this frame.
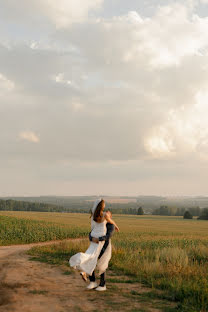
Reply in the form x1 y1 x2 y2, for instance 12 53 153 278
198 208 208 220
183 210 193 219
137 207 144 215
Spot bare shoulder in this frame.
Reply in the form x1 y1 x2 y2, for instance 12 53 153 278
104 211 111 220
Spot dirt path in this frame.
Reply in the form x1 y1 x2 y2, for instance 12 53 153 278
0 240 176 312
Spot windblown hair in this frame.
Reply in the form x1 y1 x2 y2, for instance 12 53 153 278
93 199 105 223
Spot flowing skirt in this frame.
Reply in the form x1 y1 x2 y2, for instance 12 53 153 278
96 240 112 275
69 240 105 276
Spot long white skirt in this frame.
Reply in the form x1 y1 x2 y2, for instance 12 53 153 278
96 240 112 275
69 240 105 276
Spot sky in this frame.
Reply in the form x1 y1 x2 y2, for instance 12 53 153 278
0 0 208 197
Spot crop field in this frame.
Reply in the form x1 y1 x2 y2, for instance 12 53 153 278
0 213 89 245
0 211 208 311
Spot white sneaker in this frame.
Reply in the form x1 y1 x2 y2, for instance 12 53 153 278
95 285 106 291
86 282 98 290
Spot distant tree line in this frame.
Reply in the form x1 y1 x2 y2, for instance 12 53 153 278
153 206 208 220
198 208 208 220
183 211 193 219
153 205 201 216
0 199 65 212
2 199 207 219
0 199 146 215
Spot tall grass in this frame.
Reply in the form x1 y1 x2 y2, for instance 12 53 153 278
110 233 208 311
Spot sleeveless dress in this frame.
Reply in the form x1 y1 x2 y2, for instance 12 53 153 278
69 217 107 275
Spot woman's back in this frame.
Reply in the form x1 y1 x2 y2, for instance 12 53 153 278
91 217 107 238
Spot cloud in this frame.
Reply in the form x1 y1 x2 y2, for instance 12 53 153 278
44 0 104 28
19 131 40 143
0 1 208 195
0 0 104 29
0 73 14 93
1 2 208 163
66 4 208 70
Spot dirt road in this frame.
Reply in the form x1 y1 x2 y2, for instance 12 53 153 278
0 240 176 312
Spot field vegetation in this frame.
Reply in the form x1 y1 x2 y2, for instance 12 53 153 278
0 214 88 245
0 211 208 311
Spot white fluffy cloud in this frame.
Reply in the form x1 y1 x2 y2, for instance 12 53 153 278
69 4 208 69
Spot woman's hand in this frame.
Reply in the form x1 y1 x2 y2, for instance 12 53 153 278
92 237 99 244
115 225 120 232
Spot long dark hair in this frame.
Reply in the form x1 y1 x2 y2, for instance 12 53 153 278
93 199 105 223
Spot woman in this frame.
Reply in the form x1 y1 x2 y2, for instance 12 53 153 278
69 198 119 283
88 210 116 291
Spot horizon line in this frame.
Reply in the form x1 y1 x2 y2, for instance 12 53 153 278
1 194 208 198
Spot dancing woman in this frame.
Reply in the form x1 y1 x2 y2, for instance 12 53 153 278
69 198 119 286
88 210 115 291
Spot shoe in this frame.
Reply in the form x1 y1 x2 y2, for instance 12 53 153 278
86 282 98 290
95 285 106 291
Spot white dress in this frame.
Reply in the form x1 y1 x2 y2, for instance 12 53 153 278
69 217 107 275
96 238 112 275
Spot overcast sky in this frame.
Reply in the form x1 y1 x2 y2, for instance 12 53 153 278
1 0 208 197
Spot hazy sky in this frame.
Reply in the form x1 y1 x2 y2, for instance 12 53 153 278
1 0 208 197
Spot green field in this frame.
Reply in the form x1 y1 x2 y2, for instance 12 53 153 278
0 212 89 245
0 211 208 311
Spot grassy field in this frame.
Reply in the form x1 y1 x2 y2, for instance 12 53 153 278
0 213 89 245
0 211 208 311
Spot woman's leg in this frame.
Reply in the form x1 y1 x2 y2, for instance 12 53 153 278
87 271 98 289
89 271 96 282
99 271 106 286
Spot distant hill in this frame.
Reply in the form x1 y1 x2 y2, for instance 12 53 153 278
1 195 208 215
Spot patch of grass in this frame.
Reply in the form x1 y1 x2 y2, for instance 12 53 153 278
28 240 89 266
130 308 148 312
161 305 197 312
28 290 48 295
106 284 119 291
133 290 172 301
88 298 97 302
63 270 73 275
107 278 137 284
105 300 123 307
160 308 178 312
0 282 28 289
73 306 84 312
29 256 53 264
130 290 141 296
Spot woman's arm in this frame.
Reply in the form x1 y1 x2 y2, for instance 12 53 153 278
104 212 120 232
